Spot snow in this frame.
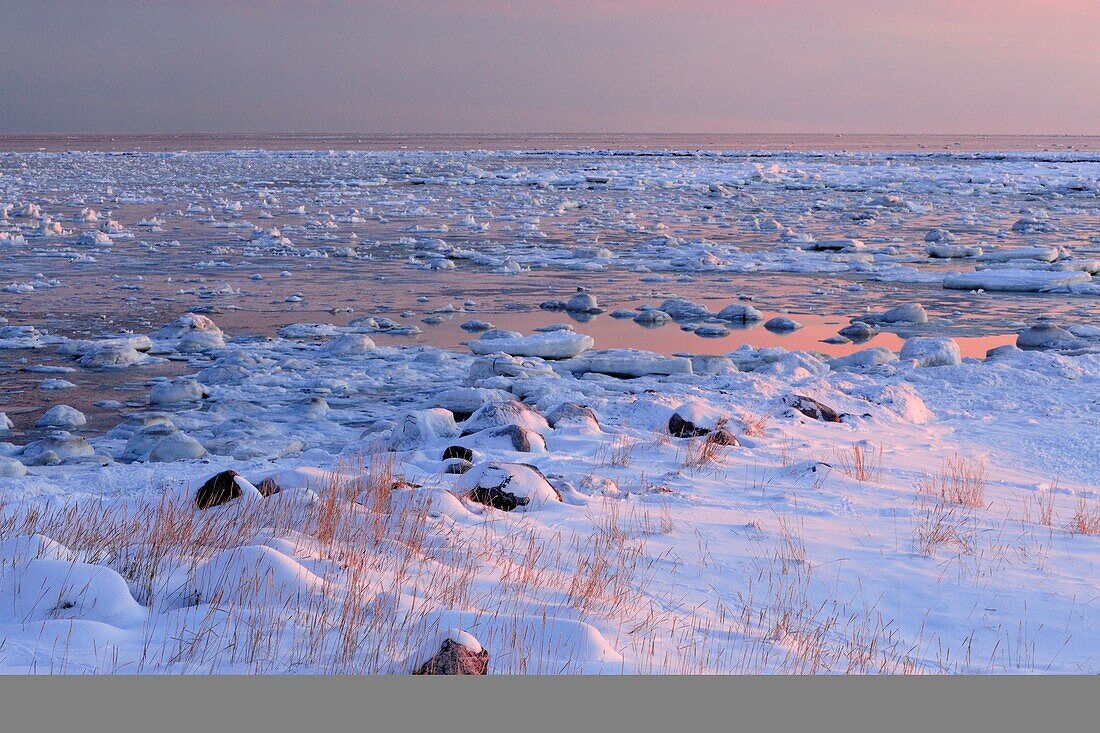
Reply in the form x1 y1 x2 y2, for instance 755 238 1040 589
3 145 1100 674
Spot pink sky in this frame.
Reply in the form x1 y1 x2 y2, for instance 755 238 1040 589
1 0 1098 133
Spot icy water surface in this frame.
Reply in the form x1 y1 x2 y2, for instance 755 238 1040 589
2 137 1098 438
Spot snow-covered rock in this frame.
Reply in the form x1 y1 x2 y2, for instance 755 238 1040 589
899 337 962 367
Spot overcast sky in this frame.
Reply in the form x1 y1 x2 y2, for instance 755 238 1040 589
2 0 1098 134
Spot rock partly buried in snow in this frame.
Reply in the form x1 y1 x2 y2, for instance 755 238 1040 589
863 303 928 325
389 408 460 450
462 401 549 435
899 337 962 367
546 402 600 431
154 313 226 350
565 291 601 313
694 324 729 338
1017 324 1076 349
468 330 594 359
77 343 148 368
764 317 803 333
668 398 723 438
466 425 546 453
458 461 562 511
148 432 207 462
412 632 488 675
0 457 27 478
839 322 878 342
434 387 514 420
325 333 376 355
194 469 269 509
36 405 86 429
658 298 710 321
943 269 1091 292
785 395 842 423
924 228 956 243
556 349 692 378
716 303 764 323
633 309 670 327
830 346 897 370
468 354 557 381
150 379 208 405
122 424 179 462
23 432 95 461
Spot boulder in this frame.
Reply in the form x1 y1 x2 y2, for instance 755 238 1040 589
150 379 208 405
325 333 376 355
390 408 460 450
716 303 764 323
412 634 488 675
462 401 549 435
565 292 600 313
434 387 514 420
0 457 27 478
899 337 962 368
668 398 726 437
633 309 670 327
839 321 878 342
830 346 897 370
1017 324 1076 349
864 303 928 324
658 298 710 321
36 405 86 429
785 395 842 423
23 432 95 461
458 461 562 511
148 432 207 462
193 470 269 509
546 402 600 431
764 317 803 333
77 343 147 368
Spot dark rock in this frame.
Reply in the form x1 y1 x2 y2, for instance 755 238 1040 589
668 413 710 438
468 484 530 512
195 470 242 509
412 638 489 675
786 395 842 423
443 445 474 462
256 478 282 497
709 429 739 446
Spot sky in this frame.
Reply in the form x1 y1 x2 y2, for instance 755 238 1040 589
1 0 1098 134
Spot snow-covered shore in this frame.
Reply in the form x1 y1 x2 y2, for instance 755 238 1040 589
1 148 1098 674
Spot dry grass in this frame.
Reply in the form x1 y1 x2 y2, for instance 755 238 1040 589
917 454 987 508
679 421 734 470
1023 482 1058 529
833 443 883 483
913 495 976 558
0 445 1043 675
591 434 641 468
739 410 770 437
1068 494 1100 536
